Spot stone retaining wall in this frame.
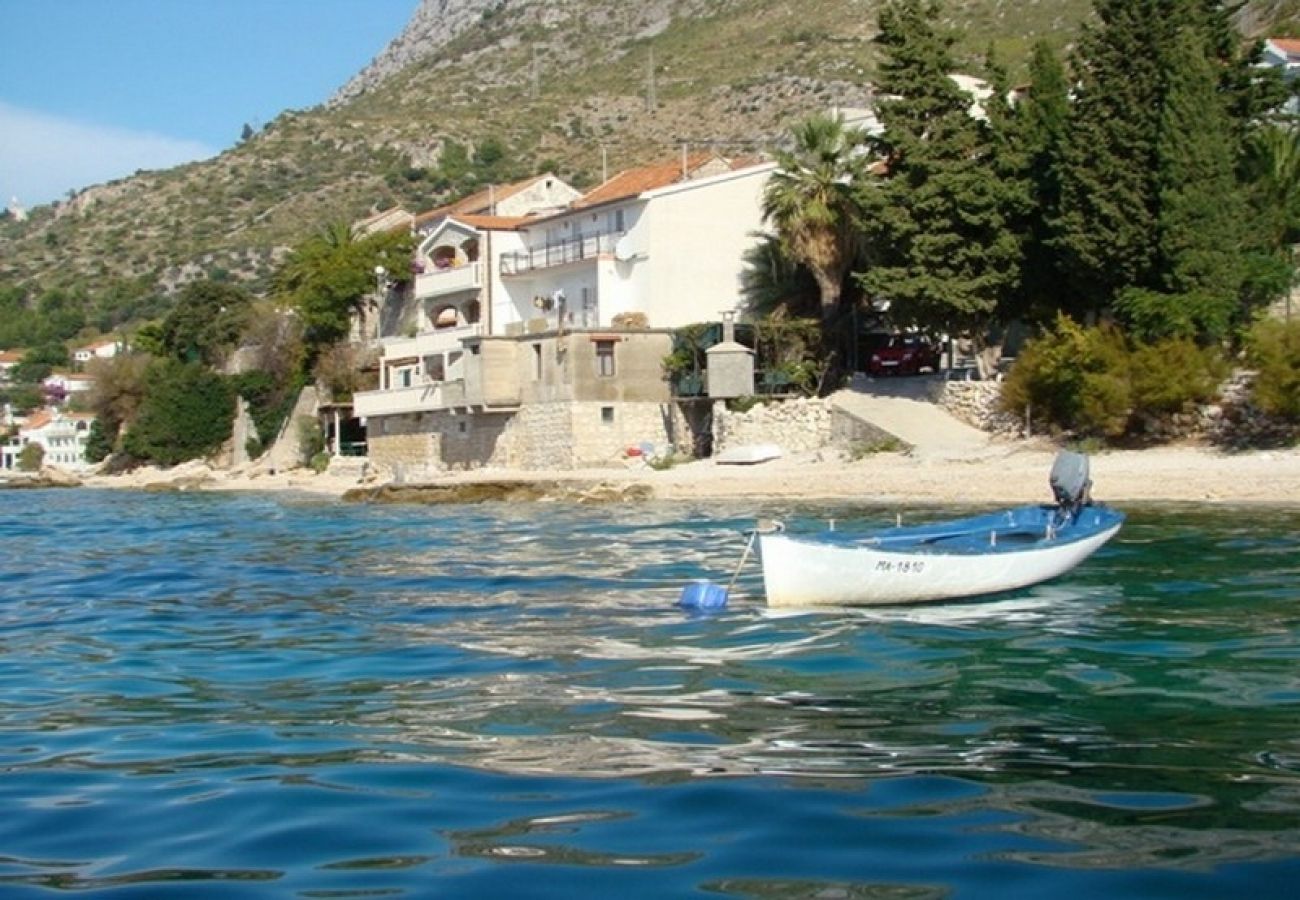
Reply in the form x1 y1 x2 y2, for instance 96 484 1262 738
937 381 1023 437
713 398 834 454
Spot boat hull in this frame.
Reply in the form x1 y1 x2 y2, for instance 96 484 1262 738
758 507 1123 608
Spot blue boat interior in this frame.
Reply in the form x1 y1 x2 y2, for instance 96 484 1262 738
804 504 1125 556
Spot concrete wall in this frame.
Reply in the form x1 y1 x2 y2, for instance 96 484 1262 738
263 386 319 472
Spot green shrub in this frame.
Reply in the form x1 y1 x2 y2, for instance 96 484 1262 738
1000 315 1131 437
122 359 235 466
1247 319 1300 421
1129 338 1226 415
84 418 116 463
297 415 325 465
17 442 44 472
848 436 907 459
1001 315 1229 440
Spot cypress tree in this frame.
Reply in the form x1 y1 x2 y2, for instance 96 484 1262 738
1053 0 1266 340
1052 0 1167 318
1117 26 1247 341
1015 41 1071 323
857 0 1022 358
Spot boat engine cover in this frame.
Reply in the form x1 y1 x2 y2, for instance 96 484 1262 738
1050 451 1092 509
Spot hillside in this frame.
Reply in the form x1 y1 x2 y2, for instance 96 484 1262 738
1 0 1295 303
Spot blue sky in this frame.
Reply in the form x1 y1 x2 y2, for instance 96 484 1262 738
0 0 418 208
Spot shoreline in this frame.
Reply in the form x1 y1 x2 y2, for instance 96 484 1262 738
15 439 1295 505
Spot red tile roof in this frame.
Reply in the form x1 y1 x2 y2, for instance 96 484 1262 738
22 409 52 430
573 153 721 208
456 214 530 231
1270 37 1300 56
414 175 550 227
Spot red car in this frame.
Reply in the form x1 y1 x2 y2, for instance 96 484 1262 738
867 334 941 376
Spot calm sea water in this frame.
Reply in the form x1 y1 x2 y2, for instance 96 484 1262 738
0 488 1297 899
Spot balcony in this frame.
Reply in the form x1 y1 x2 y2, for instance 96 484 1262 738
378 324 483 359
500 231 624 276
414 261 483 299
354 381 458 419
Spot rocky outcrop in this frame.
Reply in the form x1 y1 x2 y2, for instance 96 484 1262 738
343 479 653 504
1203 370 1299 449
0 467 83 489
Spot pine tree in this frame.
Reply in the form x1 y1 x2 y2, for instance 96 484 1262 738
857 0 1022 362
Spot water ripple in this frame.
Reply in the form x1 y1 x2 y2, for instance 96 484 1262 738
0 491 1297 897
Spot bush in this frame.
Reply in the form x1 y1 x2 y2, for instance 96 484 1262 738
1000 316 1132 438
1001 315 1229 440
122 359 235 466
17 442 44 472
297 415 325 465
1246 319 1300 421
1129 338 1226 416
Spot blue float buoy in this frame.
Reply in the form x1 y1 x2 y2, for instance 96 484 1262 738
678 579 729 610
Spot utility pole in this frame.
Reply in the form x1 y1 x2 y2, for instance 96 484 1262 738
531 45 540 100
646 46 657 112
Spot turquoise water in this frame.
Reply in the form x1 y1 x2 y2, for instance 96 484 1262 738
0 489 1297 899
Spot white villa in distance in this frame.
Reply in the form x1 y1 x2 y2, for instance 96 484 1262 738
0 408 96 472
352 153 775 474
73 338 124 366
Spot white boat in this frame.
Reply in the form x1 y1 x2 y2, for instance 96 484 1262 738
757 452 1124 608
715 443 783 465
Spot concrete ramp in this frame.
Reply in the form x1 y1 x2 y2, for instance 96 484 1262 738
832 375 993 461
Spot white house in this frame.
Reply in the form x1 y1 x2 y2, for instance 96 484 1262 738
0 408 96 472
0 349 21 383
351 155 774 473
1261 38 1300 114
73 338 123 366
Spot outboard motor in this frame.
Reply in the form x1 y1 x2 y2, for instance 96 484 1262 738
1050 450 1092 517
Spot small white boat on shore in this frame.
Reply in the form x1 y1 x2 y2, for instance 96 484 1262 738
757 452 1124 608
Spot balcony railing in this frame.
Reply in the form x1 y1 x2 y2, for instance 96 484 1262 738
378 324 483 359
499 231 624 276
414 261 483 299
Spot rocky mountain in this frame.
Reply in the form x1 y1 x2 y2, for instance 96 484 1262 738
1 0 1295 304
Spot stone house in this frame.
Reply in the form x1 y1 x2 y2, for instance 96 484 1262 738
353 155 775 473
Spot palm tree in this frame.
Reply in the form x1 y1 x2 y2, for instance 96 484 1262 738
762 114 869 325
762 114 871 392
738 233 820 320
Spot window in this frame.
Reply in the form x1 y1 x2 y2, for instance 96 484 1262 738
595 340 616 377
601 406 615 424
533 344 543 380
